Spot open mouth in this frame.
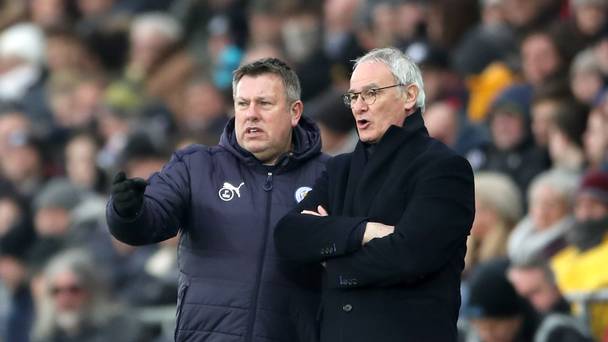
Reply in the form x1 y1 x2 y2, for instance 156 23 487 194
356 119 370 128
246 127 262 134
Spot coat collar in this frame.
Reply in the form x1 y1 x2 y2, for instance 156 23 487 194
343 109 428 214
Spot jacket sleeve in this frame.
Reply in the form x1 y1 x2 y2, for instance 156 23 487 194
106 151 192 245
323 155 475 288
274 169 368 263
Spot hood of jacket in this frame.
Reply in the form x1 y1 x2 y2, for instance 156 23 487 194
219 115 323 172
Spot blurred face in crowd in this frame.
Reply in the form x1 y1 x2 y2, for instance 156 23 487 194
490 111 525 150
424 101 458 147
30 0 67 28
0 112 30 155
348 61 417 143
574 192 608 221
129 29 174 73
0 255 26 291
529 184 569 230
182 81 225 130
583 109 608 169
1 143 42 184
503 0 541 28
574 3 607 35
76 0 114 17
531 100 558 147
46 35 92 74
248 12 283 46
49 270 89 331
35 207 70 236
234 73 302 165
521 33 561 86
470 316 523 342
508 266 561 313
66 135 98 189
571 68 603 105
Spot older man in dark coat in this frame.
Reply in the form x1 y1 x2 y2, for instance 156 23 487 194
274 47 475 342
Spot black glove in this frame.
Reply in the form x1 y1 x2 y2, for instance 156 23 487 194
111 171 148 218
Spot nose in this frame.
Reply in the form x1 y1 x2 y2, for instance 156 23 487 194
351 96 368 114
244 102 260 120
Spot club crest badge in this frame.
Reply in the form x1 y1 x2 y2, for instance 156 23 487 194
294 186 312 203
218 182 245 201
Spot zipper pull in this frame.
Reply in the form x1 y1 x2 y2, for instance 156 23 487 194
263 172 273 191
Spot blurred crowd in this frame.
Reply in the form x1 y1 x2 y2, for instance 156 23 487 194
0 0 607 341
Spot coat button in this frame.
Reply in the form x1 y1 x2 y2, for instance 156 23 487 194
342 304 353 312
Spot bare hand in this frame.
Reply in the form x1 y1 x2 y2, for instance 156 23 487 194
301 205 328 216
362 222 394 245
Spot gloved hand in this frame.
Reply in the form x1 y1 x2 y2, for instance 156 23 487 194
111 171 148 218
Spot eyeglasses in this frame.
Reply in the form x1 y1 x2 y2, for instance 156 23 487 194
342 83 404 108
50 284 83 296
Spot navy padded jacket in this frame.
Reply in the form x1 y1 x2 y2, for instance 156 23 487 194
107 117 328 342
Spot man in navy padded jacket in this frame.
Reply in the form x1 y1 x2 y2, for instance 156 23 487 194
106 58 328 342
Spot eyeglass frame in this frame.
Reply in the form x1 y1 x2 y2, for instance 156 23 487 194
342 83 405 108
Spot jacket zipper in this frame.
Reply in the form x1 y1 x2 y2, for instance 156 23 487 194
245 171 273 341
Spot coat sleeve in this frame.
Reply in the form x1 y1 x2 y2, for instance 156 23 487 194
106 151 192 245
274 168 368 263
323 155 475 288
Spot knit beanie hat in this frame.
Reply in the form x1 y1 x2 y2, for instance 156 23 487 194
465 259 527 319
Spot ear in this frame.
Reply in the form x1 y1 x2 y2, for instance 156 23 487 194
290 100 304 127
404 84 419 112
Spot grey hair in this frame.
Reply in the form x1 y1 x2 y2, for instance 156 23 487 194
353 47 426 112
474 171 523 226
508 256 556 284
232 57 301 104
527 169 580 209
32 249 117 340
570 48 601 76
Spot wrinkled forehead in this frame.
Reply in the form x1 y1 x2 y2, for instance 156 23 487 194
349 61 395 92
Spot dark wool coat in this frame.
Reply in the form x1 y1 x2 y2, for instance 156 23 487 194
275 110 475 342
107 117 328 342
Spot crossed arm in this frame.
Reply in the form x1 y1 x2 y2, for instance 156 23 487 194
274 155 475 289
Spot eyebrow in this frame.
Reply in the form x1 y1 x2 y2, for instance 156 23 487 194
347 83 380 94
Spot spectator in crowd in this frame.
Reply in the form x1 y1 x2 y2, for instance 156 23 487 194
64 132 107 194
551 170 608 340
31 248 149 342
546 101 588 173
0 22 49 124
466 171 523 275
453 0 518 77
0 130 47 198
507 169 579 263
529 82 572 152
307 87 358 156
479 87 549 195
423 99 488 157
176 76 229 145
555 0 608 60
461 258 539 342
583 106 608 171
0 186 35 342
570 49 604 105
507 258 593 342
